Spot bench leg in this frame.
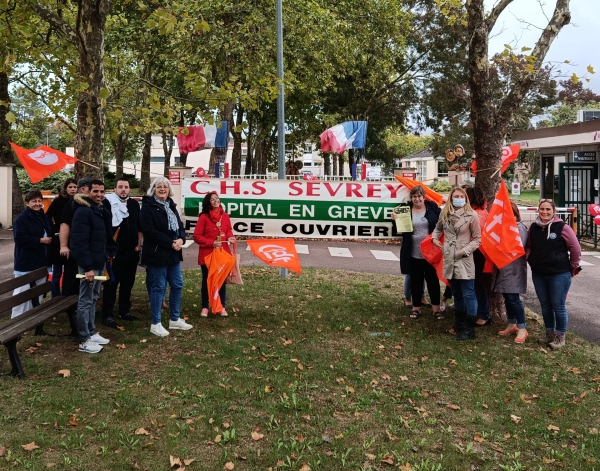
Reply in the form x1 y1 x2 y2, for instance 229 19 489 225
35 323 48 336
58 307 78 339
3 339 25 378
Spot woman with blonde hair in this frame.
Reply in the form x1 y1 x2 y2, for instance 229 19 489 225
431 187 481 340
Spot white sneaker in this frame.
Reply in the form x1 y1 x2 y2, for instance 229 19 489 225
90 333 110 345
169 319 193 330
79 339 103 354
439 301 446 312
150 323 170 337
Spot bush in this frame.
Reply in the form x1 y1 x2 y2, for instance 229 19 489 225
100 172 141 190
16 168 75 194
429 180 453 193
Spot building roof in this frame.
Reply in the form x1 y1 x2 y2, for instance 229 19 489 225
401 148 435 161
511 120 600 151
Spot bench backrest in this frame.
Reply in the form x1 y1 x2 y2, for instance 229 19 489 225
0 267 51 319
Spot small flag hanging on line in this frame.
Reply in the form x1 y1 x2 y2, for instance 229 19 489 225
246 239 302 274
10 143 78 184
471 144 521 175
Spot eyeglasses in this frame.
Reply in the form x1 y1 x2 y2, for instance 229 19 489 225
539 199 554 203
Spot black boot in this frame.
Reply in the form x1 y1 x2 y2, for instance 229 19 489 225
446 310 463 335
456 315 476 341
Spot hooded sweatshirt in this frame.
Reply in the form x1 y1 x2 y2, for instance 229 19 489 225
526 215 581 276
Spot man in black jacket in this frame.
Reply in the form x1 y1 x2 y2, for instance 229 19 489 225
101 178 142 328
70 180 118 354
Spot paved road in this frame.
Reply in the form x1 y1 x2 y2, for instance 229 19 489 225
1 229 597 345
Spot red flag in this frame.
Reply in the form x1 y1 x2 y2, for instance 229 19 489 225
393 175 444 206
246 239 302 274
420 234 449 286
471 144 521 174
481 183 525 269
10 143 78 184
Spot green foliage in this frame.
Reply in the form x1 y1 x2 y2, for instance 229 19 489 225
16 167 75 194
429 179 453 193
538 100 600 128
104 171 140 190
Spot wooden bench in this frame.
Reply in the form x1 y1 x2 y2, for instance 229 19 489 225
0 267 78 378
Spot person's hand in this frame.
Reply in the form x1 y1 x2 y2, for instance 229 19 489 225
432 239 442 249
60 246 70 259
172 238 184 251
391 213 397 221
213 239 222 249
228 237 236 244
40 237 52 245
84 270 95 282
134 245 141 252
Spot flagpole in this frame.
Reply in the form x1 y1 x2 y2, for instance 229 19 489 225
276 0 288 279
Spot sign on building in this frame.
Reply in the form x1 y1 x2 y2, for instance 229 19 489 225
573 151 597 162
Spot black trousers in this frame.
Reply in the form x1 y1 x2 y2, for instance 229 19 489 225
410 257 441 308
63 256 81 297
201 265 227 310
102 251 140 318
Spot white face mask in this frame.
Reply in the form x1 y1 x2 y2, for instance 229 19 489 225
453 198 466 208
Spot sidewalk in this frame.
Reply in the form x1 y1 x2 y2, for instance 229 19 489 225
0 228 13 243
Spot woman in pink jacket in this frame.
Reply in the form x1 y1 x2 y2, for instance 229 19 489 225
193 191 236 317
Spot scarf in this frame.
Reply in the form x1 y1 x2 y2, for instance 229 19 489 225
105 192 129 227
210 206 224 224
153 195 179 232
534 215 555 239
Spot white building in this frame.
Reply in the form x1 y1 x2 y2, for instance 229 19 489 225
399 149 448 183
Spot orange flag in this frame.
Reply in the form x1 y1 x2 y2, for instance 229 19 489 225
10 143 78 183
420 234 449 286
204 248 236 313
471 144 520 174
481 183 525 269
246 239 302 274
393 175 444 206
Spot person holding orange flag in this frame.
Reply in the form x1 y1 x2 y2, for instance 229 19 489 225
193 192 236 317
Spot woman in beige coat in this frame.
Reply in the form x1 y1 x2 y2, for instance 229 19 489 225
431 187 481 340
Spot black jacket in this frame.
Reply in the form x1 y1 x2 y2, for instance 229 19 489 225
13 207 53 272
70 194 118 271
103 197 141 255
140 196 186 267
399 200 441 275
46 195 71 264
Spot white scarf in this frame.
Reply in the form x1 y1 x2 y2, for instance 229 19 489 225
105 192 129 227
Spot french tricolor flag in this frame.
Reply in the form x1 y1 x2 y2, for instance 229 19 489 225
176 121 229 153
320 121 367 154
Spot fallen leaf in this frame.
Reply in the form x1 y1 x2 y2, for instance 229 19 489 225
365 453 376 461
116 344 126 349
21 442 40 451
209 418 214 424
399 464 413 471
170 455 182 468
135 428 150 435
297 363 304 371
46 463 56 468
380 454 394 465
214 435 222 443
589 428 598 435
505 432 511 438
117 325 125 331
224 462 234 470
543 457 556 464
302 415 311 422
0 446 5 457
58 369 70 378
510 415 521 424
399 376 408 381
447 404 461 410
300 464 311 471
222 423 230 429
474 434 484 443
381 374 391 380
547 425 560 432
251 431 264 441
344 326 351 332
386 430 398 441
68 415 79 426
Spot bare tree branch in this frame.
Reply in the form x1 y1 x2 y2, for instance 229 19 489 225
27 1 77 45
486 0 515 31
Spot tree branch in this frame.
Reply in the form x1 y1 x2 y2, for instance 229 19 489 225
27 1 78 45
486 0 514 31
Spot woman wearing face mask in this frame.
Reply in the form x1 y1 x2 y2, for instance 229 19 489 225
393 185 443 319
193 191 236 317
431 187 481 340
526 199 581 350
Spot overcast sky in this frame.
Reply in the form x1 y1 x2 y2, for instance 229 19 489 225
486 0 599 93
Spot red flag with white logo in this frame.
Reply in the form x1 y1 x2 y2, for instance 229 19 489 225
481 183 525 269
10 143 78 183
471 144 521 174
246 239 302 274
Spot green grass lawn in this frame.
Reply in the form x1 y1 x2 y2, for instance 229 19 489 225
1 268 599 470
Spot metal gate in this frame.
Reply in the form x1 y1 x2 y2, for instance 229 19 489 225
558 162 598 238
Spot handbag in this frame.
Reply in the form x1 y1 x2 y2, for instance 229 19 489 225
226 241 243 285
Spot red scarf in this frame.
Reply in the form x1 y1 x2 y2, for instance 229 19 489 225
210 207 224 223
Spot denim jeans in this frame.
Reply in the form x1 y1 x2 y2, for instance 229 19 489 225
76 266 104 342
502 293 526 328
404 274 426 300
449 279 478 317
532 271 571 335
147 263 184 325
474 250 490 320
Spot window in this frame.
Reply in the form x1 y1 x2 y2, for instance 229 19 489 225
437 160 448 177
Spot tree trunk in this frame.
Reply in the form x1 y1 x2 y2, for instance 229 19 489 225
162 130 173 177
231 104 244 176
0 71 24 220
332 154 338 176
112 131 128 179
245 120 253 176
338 155 344 177
323 153 331 176
140 132 151 192
348 149 355 178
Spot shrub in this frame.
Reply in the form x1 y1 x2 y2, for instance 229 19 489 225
104 172 140 190
429 180 453 193
16 168 75 194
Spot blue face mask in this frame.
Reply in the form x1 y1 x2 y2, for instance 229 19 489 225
453 198 466 208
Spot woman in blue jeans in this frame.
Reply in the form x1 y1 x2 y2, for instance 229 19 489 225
140 177 193 337
526 199 581 350
431 187 481 340
495 202 529 343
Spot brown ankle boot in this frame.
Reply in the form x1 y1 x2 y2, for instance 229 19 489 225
538 330 555 346
549 333 566 350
